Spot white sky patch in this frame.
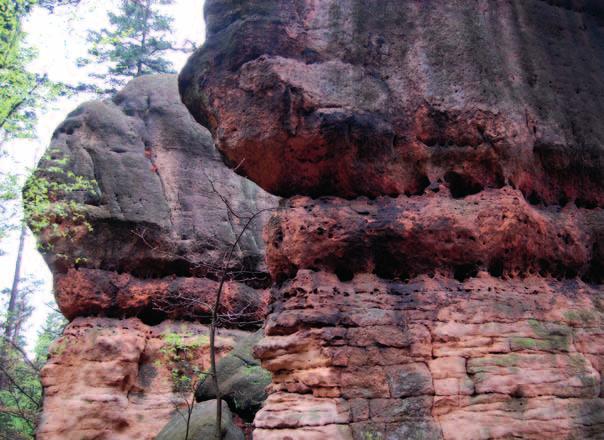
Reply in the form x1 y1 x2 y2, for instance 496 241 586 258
0 0 206 354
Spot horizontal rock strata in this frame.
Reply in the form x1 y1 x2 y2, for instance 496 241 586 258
31 75 278 439
266 188 604 283
33 74 278 324
254 271 604 439
180 1 604 438
55 267 269 322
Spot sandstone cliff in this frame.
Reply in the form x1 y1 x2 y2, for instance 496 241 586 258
32 74 278 440
179 1 604 439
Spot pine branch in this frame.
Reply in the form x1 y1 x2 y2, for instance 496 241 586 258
0 75 45 131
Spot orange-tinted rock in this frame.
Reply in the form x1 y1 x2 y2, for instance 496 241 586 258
31 75 277 439
181 0 604 206
54 267 269 322
179 3 604 437
37 317 249 440
265 188 604 283
33 0 604 438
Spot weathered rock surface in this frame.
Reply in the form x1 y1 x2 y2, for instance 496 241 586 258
33 74 278 323
181 0 604 206
38 317 248 440
254 271 604 439
180 1 604 439
54 267 270 322
266 188 604 283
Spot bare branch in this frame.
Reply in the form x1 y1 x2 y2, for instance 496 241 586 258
131 175 278 438
0 335 40 373
0 363 41 409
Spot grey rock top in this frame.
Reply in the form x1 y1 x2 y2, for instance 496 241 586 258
37 74 278 277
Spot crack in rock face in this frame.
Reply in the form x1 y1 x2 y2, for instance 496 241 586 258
179 1 604 439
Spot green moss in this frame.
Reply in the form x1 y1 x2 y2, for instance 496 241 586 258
519 319 571 351
568 354 587 371
511 337 539 350
161 332 210 354
160 331 209 393
564 309 601 325
477 354 520 368
362 431 384 440
567 355 598 388
510 335 570 352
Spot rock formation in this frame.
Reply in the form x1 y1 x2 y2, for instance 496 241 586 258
180 1 604 439
38 318 247 440
37 74 277 323
32 75 278 439
196 330 271 423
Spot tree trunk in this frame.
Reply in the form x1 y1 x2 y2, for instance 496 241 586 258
4 224 26 344
0 224 27 389
209 210 267 440
210 285 222 440
136 0 151 77
185 401 193 440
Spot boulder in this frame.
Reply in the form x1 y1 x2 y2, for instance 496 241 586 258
196 330 271 422
156 399 244 440
29 74 279 323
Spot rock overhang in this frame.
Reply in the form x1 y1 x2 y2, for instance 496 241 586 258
180 0 604 205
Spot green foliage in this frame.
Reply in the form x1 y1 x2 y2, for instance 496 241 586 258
0 0 65 142
160 331 209 394
23 148 97 249
36 0 82 12
0 347 40 439
34 307 66 361
362 432 384 440
0 172 20 240
79 0 180 91
0 173 19 202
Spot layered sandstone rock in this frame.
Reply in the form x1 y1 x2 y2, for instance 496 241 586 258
32 75 277 439
265 189 604 284
253 271 604 439
180 1 604 439
38 318 247 440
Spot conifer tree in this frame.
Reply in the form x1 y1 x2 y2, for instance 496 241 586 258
80 0 182 91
